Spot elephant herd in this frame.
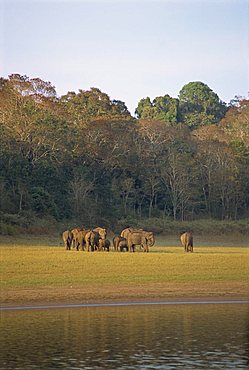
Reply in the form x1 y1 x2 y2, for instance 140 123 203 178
62 227 193 253
62 227 155 253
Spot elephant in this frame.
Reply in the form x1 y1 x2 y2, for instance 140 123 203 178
93 227 107 241
71 228 90 251
127 230 155 252
71 228 81 249
85 230 102 251
76 229 91 251
113 236 128 252
120 227 143 241
98 238 110 251
62 230 73 250
180 232 193 252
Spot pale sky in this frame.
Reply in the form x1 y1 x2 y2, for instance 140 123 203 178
1 0 248 115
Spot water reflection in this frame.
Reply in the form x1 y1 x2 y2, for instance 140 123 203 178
0 303 248 369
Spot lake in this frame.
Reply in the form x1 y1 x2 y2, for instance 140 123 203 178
0 302 248 369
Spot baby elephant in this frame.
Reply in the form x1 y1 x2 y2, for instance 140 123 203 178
113 236 128 252
98 239 110 251
180 232 193 252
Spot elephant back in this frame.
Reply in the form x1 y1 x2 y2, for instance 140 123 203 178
121 227 143 240
120 228 131 239
93 227 107 240
127 231 144 244
78 229 90 243
71 228 81 239
180 232 188 245
180 232 193 249
62 230 72 242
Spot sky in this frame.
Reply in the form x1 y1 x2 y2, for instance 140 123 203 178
1 0 248 115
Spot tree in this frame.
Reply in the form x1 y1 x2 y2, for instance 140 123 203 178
8 74 57 100
135 97 153 119
60 88 131 125
194 133 243 219
178 81 227 129
220 99 249 148
69 173 94 219
160 140 197 221
152 95 179 124
111 176 135 216
135 120 177 218
135 95 179 125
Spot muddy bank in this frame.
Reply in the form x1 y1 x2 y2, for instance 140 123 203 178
2 281 249 308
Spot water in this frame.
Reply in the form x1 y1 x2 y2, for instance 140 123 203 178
0 302 248 369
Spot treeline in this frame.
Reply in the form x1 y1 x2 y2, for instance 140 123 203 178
0 74 249 231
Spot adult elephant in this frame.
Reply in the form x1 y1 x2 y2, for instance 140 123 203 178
120 227 143 240
76 229 91 251
127 230 155 252
85 227 107 251
180 232 193 252
71 228 81 249
93 227 107 241
71 228 90 251
62 230 73 250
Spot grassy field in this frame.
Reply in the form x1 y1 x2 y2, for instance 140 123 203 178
1 234 249 307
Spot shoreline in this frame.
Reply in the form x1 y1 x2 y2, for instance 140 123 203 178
2 297 249 311
2 282 249 309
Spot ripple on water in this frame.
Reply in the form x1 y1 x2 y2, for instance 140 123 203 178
1 302 248 369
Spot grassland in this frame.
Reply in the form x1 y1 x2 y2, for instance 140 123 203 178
1 234 249 307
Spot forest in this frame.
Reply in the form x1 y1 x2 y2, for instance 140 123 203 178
0 74 249 233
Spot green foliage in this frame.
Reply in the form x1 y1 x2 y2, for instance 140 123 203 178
117 217 249 236
178 81 227 128
60 87 131 124
0 74 248 230
30 187 59 218
153 95 179 124
135 95 179 124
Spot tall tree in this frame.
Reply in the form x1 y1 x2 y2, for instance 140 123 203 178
60 88 131 125
178 81 227 129
135 95 179 125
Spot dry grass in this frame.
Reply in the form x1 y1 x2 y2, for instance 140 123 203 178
1 236 249 306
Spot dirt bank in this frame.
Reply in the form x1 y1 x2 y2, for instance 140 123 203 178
2 281 248 308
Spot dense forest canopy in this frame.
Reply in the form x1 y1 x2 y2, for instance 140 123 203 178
0 74 248 229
